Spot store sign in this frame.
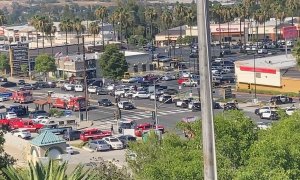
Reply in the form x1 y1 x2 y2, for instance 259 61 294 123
9 42 29 72
282 26 298 39
215 27 239 32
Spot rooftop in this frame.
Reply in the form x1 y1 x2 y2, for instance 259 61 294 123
31 131 65 147
235 54 296 70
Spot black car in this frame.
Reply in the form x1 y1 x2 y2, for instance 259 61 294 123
18 80 25 85
223 103 238 111
29 110 49 118
159 95 172 104
0 77 7 82
47 81 57 88
96 88 109 95
164 89 178 95
118 135 137 147
98 99 112 106
191 102 201 111
63 130 81 141
1 81 17 87
213 102 222 109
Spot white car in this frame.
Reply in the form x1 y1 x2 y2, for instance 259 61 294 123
182 79 198 87
188 101 201 109
122 77 137 83
149 94 158 100
115 88 129 97
256 106 277 115
286 107 296 116
32 116 50 123
161 75 175 81
88 86 98 93
11 129 31 139
66 145 74 155
132 91 150 99
103 137 124 150
118 101 134 110
0 96 8 102
260 110 278 120
124 90 136 98
63 84 74 91
6 112 17 119
74 85 84 92
106 84 115 91
257 122 271 130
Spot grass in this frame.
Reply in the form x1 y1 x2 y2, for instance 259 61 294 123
237 89 299 97
71 141 88 149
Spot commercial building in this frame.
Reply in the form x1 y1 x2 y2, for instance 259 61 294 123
235 54 300 93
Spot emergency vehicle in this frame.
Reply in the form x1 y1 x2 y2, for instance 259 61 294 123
134 123 165 137
51 93 87 111
9 119 44 132
80 128 112 141
11 91 33 103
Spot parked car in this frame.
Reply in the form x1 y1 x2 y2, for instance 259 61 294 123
62 84 74 91
19 83 36 90
88 139 111 151
29 110 49 119
98 99 112 106
175 99 189 108
270 95 293 104
0 96 8 102
6 112 17 119
158 95 172 103
118 101 134 110
254 106 277 115
286 106 296 116
132 91 150 99
118 120 137 133
188 101 201 111
103 137 124 150
47 81 57 88
182 79 198 87
117 135 136 147
74 84 84 92
96 88 109 95
80 128 112 141
18 80 25 85
88 86 98 93
66 145 74 155
63 130 81 141
1 81 17 87
32 116 50 123
223 102 239 111
11 129 31 139
260 110 279 120
164 89 178 95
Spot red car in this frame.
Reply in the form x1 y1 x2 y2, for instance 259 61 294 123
177 77 189 85
80 128 112 141
134 123 165 137
9 119 44 132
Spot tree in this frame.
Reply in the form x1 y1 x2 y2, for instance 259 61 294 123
73 18 85 53
34 54 56 81
95 6 108 49
286 0 299 25
292 40 300 66
161 10 172 58
184 7 196 44
20 64 28 76
0 10 7 26
99 44 128 80
108 11 118 41
35 16 49 51
59 19 73 55
174 2 187 58
144 7 157 41
88 22 100 51
44 22 57 56
30 15 41 55
0 54 9 74
2 160 94 180
236 112 300 179
128 111 258 179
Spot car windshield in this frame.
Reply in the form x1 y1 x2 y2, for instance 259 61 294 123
102 99 109 102
123 102 130 105
110 138 119 142
97 140 106 144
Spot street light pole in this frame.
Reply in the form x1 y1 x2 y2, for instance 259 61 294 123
254 54 257 99
154 80 158 130
197 0 217 179
82 35 88 121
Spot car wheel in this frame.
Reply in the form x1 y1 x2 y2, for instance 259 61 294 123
17 135 21 138
193 84 197 87
183 84 186 87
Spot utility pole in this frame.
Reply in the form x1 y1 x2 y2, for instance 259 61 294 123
154 80 158 129
82 36 88 121
197 0 217 179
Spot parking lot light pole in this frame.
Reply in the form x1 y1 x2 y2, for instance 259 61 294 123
254 54 257 99
154 79 158 130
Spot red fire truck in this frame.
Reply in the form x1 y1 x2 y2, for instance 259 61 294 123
9 119 44 132
51 94 86 111
11 91 34 103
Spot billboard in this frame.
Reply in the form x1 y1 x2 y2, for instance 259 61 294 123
9 42 29 75
282 26 298 39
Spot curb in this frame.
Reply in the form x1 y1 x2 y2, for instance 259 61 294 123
82 146 94 153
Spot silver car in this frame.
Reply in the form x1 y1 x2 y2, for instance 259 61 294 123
88 140 111 151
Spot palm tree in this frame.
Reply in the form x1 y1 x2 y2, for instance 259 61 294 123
174 2 187 59
161 10 172 58
2 160 95 180
212 4 224 49
0 10 6 26
222 6 235 48
234 4 244 45
184 7 196 44
292 40 300 66
115 7 130 43
59 19 73 55
109 11 118 41
73 18 86 53
36 16 49 51
45 22 57 56
257 9 269 40
89 22 100 51
144 7 158 41
30 15 41 55
95 6 108 49
286 0 299 25
271 2 283 44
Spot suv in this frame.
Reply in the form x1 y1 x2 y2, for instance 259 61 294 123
182 79 198 87
63 130 81 141
29 110 49 119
